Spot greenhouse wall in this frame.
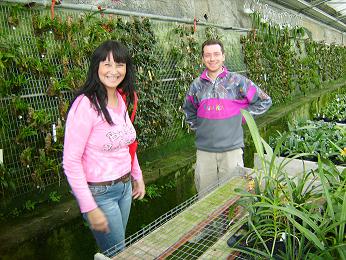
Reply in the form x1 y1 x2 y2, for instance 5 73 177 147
0 1 248 203
0 0 345 211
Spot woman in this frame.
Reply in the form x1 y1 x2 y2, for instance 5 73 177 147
63 40 145 255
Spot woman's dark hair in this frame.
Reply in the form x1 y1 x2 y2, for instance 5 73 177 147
69 40 135 125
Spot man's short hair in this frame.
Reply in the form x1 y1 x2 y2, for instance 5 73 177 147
202 39 224 56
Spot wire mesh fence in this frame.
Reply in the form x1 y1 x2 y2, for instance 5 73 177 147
0 2 247 199
99 172 251 259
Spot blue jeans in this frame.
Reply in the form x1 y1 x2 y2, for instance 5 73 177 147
83 180 132 255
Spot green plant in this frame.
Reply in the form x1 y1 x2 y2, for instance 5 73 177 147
0 163 16 196
15 125 38 144
0 107 10 129
314 94 346 123
10 207 21 217
48 191 61 203
0 44 18 70
269 120 346 165
32 14 53 36
11 96 28 116
23 200 37 211
20 147 33 167
7 4 23 27
241 12 346 106
145 184 161 199
228 110 346 259
31 149 61 187
9 73 28 95
27 108 52 132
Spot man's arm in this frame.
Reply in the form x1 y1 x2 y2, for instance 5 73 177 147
242 77 272 116
182 85 198 130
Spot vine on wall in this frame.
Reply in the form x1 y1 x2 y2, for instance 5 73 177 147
0 3 172 203
241 12 346 105
168 25 223 130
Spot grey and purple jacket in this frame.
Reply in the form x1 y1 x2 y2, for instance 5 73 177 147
183 67 272 153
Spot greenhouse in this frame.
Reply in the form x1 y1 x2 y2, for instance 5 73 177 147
0 0 345 259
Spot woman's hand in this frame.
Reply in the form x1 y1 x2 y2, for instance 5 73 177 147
132 177 145 200
87 207 109 233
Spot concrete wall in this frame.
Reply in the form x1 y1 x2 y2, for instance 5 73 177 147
302 18 345 45
61 0 251 29
4 0 346 45
65 0 344 45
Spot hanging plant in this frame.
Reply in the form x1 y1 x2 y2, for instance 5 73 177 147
7 4 23 27
0 163 16 196
10 96 28 117
241 11 346 105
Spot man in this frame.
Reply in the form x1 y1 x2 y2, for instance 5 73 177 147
183 39 272 197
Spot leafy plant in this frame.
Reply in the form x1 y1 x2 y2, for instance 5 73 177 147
269 120 346 165
15 125 38 144
135 180 176 203
20 147 33 167
48 191 61 203
241 12 346 105
23 200 37 211
7 4 23 27
27 108 52 132
0 41 19 70
10 96 28 116
228 110 346 259
10 207 21 217
145 184 161 199
314 93 346 123
0 163 16 196
31 149 62 187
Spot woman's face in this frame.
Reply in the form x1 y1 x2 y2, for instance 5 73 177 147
98 52 126 90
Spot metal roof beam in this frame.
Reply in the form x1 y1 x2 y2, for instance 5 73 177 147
298 0 331 14
269 0 346 31
336 8 346 17
274 0 346 31
308 0 332 8
326 7 346 24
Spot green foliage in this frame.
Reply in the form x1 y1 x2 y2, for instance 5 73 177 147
314 93 346 123
135 180 176 203
3 9 175 150
10 207 21 217
241 12 346 105
48 191 61 203
10 96 28 116
269 120 346 165
145 184 162 199
0 5 176 203
231 110 346 259
23 199 37 211
0 163 16 196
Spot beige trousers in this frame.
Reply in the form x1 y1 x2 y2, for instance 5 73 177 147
195 148 244 196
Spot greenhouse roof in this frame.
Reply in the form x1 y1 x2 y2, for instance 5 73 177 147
269 0 346 32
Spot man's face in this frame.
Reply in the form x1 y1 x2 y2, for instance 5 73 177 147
202 44 225 74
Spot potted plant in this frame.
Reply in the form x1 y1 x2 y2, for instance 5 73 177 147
227 110 346 259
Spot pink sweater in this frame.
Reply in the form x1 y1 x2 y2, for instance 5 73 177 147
63 92 142 213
